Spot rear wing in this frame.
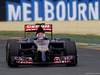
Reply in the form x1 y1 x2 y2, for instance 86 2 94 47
24 24 53 39
25 25 52 32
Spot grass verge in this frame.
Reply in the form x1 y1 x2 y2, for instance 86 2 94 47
0 31 100 39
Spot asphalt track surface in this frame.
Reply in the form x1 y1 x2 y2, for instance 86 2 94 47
0 40 100 75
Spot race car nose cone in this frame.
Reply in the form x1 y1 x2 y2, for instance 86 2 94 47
41 51 46 62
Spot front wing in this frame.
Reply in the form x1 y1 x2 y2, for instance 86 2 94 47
13 56 74 64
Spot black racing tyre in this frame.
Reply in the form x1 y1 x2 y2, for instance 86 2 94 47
6 39 18 50
6 39 18 62
6 39 20 67
60 38 71 41
65 41 77 66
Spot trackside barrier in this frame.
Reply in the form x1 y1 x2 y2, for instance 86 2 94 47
3 0 100 21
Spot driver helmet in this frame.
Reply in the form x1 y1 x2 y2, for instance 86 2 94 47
36 32 45 42
36 32 45 37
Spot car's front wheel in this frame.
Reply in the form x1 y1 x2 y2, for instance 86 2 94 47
6 39 20 67
65 41 77 66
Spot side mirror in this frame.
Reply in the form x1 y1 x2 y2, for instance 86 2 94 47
22 38 28 41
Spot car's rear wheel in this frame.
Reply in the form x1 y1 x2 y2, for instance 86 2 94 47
65 41 77 66
6 39 20 67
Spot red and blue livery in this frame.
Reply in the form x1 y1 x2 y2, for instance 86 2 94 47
6 23 77 67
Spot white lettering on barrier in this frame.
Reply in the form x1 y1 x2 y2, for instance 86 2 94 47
78 3 87 20
56 1 66 21
45 0 54 21
89 2 99 20
23 3 32 21
68 1 77 21
8 4 21 21
7 1 100 21
34 2 42 21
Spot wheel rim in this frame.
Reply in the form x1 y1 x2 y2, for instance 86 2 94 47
6 50 9 62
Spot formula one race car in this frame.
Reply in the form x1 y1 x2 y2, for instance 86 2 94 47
6 23 77 67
